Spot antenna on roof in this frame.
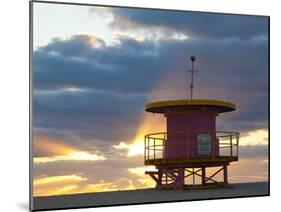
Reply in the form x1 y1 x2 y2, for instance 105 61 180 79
188 56 198 100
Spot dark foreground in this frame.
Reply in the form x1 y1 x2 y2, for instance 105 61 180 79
33 182 269 211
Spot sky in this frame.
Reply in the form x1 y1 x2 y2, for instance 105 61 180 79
32 2 269 196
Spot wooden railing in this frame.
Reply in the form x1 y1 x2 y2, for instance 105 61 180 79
216 131 239 158
144 131 239 161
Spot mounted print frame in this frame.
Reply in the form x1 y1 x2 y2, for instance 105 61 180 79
30 0 270 211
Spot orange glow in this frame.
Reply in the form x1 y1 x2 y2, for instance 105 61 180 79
34 174 87 186
33 174 87 196
33 136 80 156
114 113 165 156
128 166 156 188
82 178 136 193
137 178 156 188
82 182 117 193
33 136 106 163
34 151 106 163
128 166 156 176
240 129 268 146
35 185 80 197
34 130 268 196
33 176 145 197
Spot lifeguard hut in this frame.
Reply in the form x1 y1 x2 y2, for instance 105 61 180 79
144 56 239 189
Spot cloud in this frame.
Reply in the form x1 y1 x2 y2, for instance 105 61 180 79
33 34 164 94
33 144 268 196
102 7 268 40
34 152 106 164
33 155 152 196
33 155 144 179
33 136 106 164
34 175 147 197
33 136 79 157
33 33 268 138
33 89 146 147
238 144 268 159
229 157 268 183
33 145 267 179
34 174 87 187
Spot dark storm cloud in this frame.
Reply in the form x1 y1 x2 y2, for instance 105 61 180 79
33 32 268 148
149 37 268 132
107 7 268 40
34 34 164 94
33 89 146 144
32 34 166 148
218 97 268 133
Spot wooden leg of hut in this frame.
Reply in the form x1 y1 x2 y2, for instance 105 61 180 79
201 167 206 185
178 168 185 190
158 169 163 187
223 165 228 186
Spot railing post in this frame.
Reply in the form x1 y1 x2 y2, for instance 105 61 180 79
230 134 233 158
144 135 146 161
148 137 150 160
236 133 239 157
163 132 165 160
163 133 165 160
154 138 156 159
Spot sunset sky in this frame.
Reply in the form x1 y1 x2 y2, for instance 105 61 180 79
32 2 269 196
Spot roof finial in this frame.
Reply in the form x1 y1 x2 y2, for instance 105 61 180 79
189 56 198 100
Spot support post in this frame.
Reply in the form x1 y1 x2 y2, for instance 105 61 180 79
223 165 228 185
178 168 185 190
201 167 206 185
192 168 195 186
159 169 163 187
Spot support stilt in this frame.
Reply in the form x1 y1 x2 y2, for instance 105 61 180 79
178 168 184 190
201 167 206 185
223 165 228 185
146 164 229 190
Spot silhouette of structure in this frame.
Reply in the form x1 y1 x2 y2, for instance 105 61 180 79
144 56 239 190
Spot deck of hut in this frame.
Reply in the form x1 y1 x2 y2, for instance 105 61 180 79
33 181 268 211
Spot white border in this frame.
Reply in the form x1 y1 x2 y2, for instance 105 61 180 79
0 0 278 212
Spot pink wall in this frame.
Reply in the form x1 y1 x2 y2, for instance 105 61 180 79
165 107 219 159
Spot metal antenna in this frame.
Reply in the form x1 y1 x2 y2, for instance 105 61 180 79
188 56 198 100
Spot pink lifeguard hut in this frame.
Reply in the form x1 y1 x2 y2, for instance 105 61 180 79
144 56 239 189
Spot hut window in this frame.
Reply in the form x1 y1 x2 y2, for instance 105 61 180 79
197 133 212 156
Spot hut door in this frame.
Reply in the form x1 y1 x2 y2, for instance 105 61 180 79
197 133 212 156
